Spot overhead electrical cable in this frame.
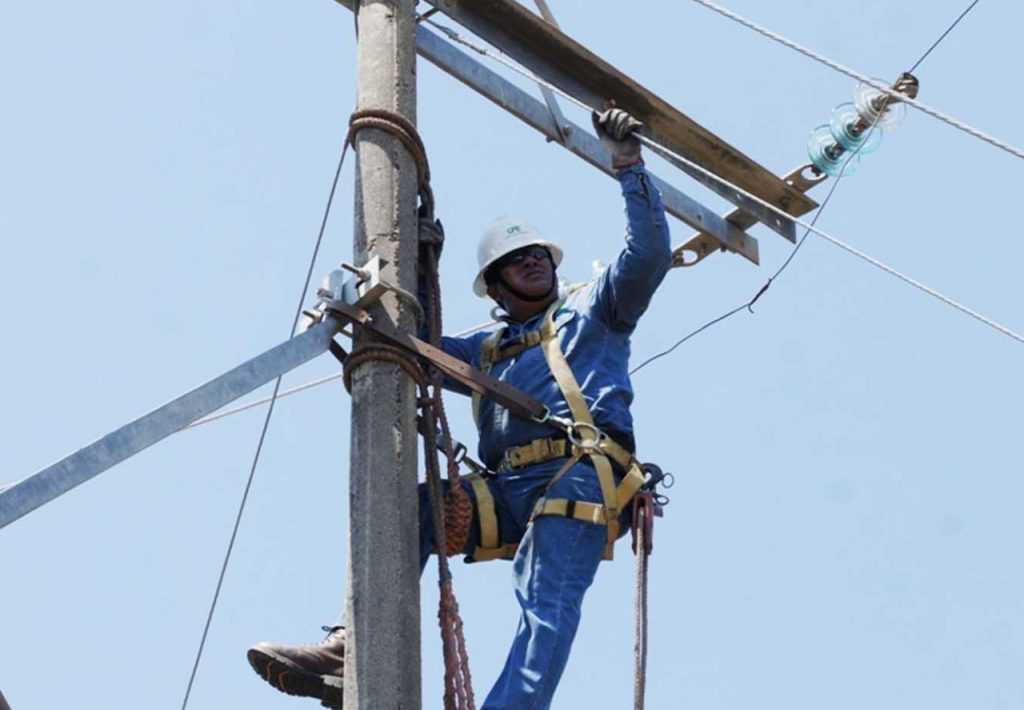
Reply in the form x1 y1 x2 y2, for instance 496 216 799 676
179 138 351 710
422 17 1024 347
632 0 1001 374
689 0 1021 161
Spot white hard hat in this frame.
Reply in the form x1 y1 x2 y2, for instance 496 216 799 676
473 215 564 297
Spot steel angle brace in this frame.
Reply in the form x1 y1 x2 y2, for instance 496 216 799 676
674 164 828 267
0 317 343 531
333 0 760 263
530 0 570 144
414 24 759 262
322 298 549 423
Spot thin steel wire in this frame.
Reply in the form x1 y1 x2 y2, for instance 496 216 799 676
183 319 496 430
634 138 1024 344
185 373 346 429
908 0 982 73
689 0 1022 161
423 19 1024 347
630 154 850 376
180 139 350 710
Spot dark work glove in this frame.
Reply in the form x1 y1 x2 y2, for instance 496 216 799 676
592 108 643 169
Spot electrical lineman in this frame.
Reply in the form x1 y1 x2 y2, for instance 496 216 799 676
247 106 671 709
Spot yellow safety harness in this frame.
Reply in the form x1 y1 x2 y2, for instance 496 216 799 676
469 298 647 561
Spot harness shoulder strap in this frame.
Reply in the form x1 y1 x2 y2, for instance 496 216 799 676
472 329 504 426
536 299 623 559
538 299 591 427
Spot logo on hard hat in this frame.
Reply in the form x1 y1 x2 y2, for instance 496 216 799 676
506 225 522 235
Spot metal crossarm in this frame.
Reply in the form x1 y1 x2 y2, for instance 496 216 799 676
420 0 816 239
410 23 761 263
676 164 827 266
339 0 763 263
0 317 342 531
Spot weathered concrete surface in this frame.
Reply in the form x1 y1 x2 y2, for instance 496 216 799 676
345 1 421 708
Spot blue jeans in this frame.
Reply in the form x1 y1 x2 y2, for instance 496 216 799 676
418 459 612 710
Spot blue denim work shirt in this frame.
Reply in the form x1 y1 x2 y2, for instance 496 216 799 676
443 164 671 468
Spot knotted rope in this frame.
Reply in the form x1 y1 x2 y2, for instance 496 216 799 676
418 211 475 710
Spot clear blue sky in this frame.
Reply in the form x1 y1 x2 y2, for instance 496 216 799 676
2 1 1022 708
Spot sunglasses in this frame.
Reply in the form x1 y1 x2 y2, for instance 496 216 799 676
495 246 551 270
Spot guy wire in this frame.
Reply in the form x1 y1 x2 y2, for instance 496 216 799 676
179 138 351 710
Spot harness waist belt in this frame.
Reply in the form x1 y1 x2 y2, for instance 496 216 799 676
501 434 635 472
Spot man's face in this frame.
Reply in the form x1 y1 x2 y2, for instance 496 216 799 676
493 245 554 299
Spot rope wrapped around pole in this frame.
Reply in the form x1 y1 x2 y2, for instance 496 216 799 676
343 108 474 710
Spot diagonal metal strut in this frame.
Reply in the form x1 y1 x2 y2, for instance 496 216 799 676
0 317 342 531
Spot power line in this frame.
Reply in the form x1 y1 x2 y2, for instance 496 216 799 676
631 0 1008 375
689 0 1023 162
634 139 1024 344
179 138 351 710
423 19 1024 347
634 0 1009 373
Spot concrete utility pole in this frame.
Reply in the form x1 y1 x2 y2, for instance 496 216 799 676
345 0 421 708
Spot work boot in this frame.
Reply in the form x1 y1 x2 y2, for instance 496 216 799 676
247 626 345 709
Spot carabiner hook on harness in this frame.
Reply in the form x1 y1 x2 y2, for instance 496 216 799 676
532 410 606 452
631 462 672 556
639 462 673 508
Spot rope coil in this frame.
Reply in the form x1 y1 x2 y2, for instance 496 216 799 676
342 342 427 393
348 108 435 218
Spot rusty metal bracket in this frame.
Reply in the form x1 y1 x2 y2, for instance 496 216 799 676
323 299 549 422
672 163 828 267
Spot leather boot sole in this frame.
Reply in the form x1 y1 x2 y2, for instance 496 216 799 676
247 646 344 709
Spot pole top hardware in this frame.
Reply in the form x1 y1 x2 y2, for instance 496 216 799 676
300 255 390 333
320 255 389 308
